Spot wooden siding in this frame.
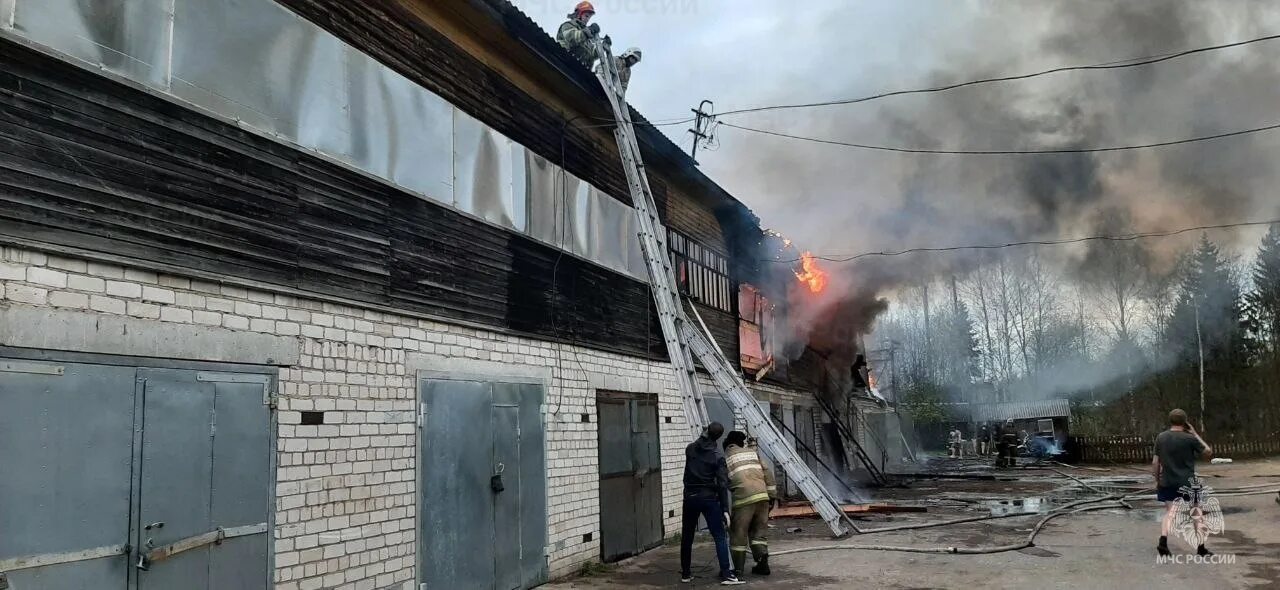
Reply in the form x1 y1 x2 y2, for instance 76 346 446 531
0 39 741 362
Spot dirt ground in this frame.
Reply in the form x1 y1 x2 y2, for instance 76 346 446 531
546 457 1280 590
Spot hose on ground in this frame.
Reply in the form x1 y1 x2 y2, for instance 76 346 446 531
776 502 1127 557
784 486 1279 557
851 492 1129 536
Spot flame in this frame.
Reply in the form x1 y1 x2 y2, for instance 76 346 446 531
794 251 828 294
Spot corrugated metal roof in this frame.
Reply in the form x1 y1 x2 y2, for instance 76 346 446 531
477 0 755 218
971 399 1071 422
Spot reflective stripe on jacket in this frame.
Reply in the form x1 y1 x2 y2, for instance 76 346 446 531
725 444 777 508
556 20 595 66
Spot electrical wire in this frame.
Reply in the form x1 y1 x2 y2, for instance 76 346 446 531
720 119 1280 156
583 32 1280 132
709 32 1280 119
765 218 1280 264
581 32 1280 132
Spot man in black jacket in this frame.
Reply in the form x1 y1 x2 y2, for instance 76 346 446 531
679 422 743 585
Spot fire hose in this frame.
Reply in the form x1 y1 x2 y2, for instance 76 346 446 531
775 485 1280 557
774 500 1127 557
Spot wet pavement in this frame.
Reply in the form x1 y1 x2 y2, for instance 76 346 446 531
545 457 1280 589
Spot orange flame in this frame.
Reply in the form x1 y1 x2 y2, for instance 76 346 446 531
794 251 828 294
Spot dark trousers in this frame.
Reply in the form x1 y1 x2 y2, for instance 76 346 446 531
680 494 733 579
729 501 770 571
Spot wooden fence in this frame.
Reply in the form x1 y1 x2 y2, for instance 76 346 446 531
1072 434 1280 464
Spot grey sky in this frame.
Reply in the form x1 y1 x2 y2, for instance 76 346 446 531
518 1 1279 270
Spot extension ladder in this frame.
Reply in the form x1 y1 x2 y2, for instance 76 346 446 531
591 41 852 537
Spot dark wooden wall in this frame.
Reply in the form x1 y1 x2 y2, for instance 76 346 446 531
0 40 740 363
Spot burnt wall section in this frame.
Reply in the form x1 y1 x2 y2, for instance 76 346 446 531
0 40 742 361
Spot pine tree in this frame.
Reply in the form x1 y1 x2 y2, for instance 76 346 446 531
1163 236 1248 432
1246 225 1280 354
1166 236 1246 361
944 302 982 386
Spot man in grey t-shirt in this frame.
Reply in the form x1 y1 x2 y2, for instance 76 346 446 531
1152 408 1213 556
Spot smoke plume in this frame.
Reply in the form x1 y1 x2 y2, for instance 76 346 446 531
711 0 1280 346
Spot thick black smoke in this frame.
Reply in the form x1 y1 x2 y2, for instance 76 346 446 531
714 0 1280 336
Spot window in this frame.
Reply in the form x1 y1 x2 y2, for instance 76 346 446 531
1037 419 1054 434
668 230 732 312
738 284 773 371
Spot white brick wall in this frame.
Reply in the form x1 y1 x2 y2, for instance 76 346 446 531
0 246 740 588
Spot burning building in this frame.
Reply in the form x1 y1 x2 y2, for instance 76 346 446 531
0 1 912 588
724 233 908 494
0 0 778 588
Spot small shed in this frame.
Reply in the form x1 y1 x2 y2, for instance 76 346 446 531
971 399 1072 451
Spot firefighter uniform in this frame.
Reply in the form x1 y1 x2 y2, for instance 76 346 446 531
725 439 777 575
996 420 1019 468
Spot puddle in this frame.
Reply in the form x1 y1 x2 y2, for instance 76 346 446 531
987 497 1052 515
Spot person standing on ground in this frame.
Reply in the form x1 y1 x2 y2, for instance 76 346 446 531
1153 408 1214 556
996 419 1018 467
978 423 990 456
680 422 744 585
948 427 962 459
723 431 779 577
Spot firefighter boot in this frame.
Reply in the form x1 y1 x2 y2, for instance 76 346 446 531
751 556 771 576
730 550 748 578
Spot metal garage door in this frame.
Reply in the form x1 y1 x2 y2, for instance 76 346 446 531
596 392 662 562
0 357 273 590
418 379 546 590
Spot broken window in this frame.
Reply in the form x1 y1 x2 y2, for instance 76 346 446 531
668 230 731 312
738 284 775 373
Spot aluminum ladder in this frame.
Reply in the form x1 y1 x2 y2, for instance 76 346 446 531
590 41 852 537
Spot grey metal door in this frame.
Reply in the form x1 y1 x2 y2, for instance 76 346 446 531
419 379 546 590
0 359 136 590
135 369 271 590
795 407 818 474
596 393 662 563
0 358 272 590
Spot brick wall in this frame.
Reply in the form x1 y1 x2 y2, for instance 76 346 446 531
0 246 723 589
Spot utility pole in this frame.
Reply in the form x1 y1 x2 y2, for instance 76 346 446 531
1195 296 1207 433
687 100 714 164
950 275 960 315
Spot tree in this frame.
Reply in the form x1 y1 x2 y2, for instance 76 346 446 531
1080 213 1151 338
1163 236 1248 432
1246 225 1280 354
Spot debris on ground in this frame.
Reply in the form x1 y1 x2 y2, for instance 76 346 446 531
772 503 928 518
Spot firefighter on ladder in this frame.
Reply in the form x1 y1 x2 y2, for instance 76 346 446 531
724 431 779 577
557 1 607 66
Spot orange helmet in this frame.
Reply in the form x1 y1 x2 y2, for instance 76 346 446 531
573 1 595 15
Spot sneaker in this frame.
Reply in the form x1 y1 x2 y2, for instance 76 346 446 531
1157 544 1171 557
680 574 694 583
721 576 746 586
1197 545 1213 557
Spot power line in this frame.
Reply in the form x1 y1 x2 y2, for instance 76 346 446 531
706 32 1280 119
720 120 1280 155
766 218 1280 263
581 32 1280 134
